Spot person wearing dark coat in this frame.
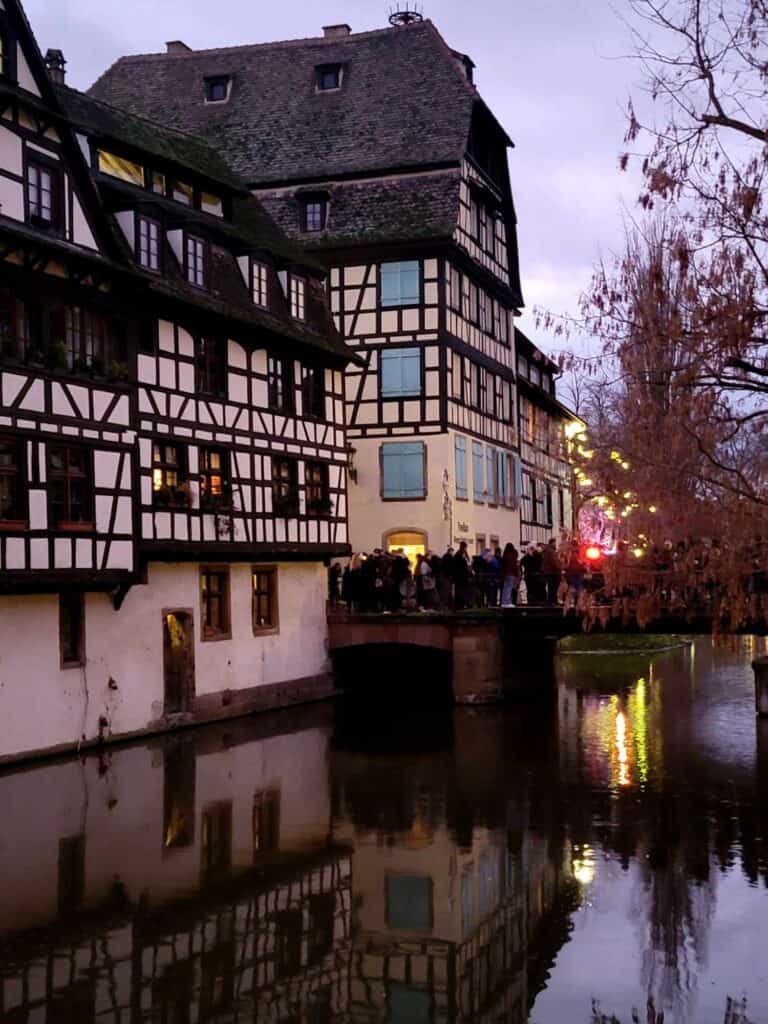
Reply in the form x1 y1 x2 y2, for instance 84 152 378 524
541 538 562 605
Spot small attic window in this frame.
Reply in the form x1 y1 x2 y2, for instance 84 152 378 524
302 198 327 232
204 75 231 103
315 64 342 92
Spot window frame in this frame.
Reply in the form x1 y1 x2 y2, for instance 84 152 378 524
315 63 342 92
301 363 326 421
289 274 306 320
63 305 115 374
472 441 484 504
454 435 468 501
59 591 85 668
26 155 62 233
204 75 231 103
380 441 427 502
267 355 295 414
198 447 230 509
200 565 232 642
152 442 188 507
195 335 227 397
380 260 421 309
305 460 331 517
251 259 269 308
0 434 26 526
271 456 299 517
136 213 162 273
184 232 207 288
302 198 327 232
252 565 279 636
48 443 94 530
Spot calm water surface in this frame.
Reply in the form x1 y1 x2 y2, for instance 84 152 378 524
1 637 768 1023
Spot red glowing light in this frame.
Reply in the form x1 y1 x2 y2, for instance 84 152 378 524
585 545 602 562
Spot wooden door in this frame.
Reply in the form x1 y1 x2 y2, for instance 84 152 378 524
163 610 195 714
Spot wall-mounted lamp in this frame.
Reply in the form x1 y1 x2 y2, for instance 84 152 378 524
346 444 358 485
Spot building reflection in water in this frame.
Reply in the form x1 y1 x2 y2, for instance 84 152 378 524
1 640 768 1022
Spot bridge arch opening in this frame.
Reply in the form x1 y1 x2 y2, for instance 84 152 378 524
332 642 453 706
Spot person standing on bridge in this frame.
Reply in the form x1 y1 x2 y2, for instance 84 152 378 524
542 538 562 606
500 543 520 607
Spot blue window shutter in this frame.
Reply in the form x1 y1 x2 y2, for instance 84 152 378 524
497 450 507 504
513 454 522 509
472 442 484 502
382 442 425 498
380 260 421 307
454 436 467 499
486 447 496 503
381 348 422 397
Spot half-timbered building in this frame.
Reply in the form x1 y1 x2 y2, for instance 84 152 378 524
515 329 580 546
0 0 352 763
89 14 526 559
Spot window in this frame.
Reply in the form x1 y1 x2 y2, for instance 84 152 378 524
380 347 421 398
49 445 93 527
447 266 461 312
380 260 420 307
301 364 325 419
517 355 528 379
305 460 330 515
486 446 496 506
152 443 188 506
201 191 223 217
268 355 295 414
253 788 280 856
289 274 306 320
0 436 25 523
468 197 479 240
137 215 161 272
59 592 85 667
316 63 342 91
478 203 488 251
466 280 478 324
201 802 232 881
472 441 484 503
185 234 206 287
302 199 327 232
63 306 116 373
497 449 510 506
27 160 59 229
151 171 166 195
97 150 144 186
272 457 299 516
494 216 506 264
200 566 231 640
204 75 230 102
454 435 467 500
478 289 490 333
196 336 226 396
530 363 542 387
252 566 279 633
171 179 193 206
534 477 547 524
0 289 33 363
381 442 426 500
252 260 269 307
385 875 433 931
493 299 508 344
199 448 229 509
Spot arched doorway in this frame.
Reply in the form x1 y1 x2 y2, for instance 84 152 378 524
384 529 427 565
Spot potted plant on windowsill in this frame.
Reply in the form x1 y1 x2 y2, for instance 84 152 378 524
45 340 68 372
272 493 299 518
200 486 234 514
307 496 333 516
154 482 192 508
107 360 129 384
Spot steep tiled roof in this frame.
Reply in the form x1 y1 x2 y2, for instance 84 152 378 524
259 171 461 250
55 83 245 193
88 21 504 186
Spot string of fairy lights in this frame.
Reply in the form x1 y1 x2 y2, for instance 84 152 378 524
564 421 659 559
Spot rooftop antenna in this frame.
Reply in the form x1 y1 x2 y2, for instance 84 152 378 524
388 3 424 26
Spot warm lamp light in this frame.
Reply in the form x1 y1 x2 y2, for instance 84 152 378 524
585 545 602 562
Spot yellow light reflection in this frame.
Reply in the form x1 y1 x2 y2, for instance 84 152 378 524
616 711 630 786
572 844 595 886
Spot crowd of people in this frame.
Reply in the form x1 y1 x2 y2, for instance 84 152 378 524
327 538 594 613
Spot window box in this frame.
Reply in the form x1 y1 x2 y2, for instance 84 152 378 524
200 488 234 514
307 496 333 516
272 493 299 517
154 483 191 509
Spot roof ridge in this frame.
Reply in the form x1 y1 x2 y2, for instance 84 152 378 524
90 19 432 67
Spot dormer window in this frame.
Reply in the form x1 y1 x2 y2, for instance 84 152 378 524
315 64 342 92
289 275 306 321
27 159 61 231
302 198 327 233
137 215 162 273
252 260 268 307
185 234 207 288
204 75 231 103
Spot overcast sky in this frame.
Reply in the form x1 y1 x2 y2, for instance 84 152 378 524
25 0 650 357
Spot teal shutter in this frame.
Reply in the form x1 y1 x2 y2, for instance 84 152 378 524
486 447 496 504
381 348 421 397
472 442 484 502
513 454 523 510
381 442 425 498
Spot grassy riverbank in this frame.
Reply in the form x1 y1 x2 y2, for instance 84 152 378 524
558 634 692 654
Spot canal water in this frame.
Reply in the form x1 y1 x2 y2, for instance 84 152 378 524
1 637 768 1023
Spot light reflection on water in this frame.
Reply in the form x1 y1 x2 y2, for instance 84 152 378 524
0 638 767 1022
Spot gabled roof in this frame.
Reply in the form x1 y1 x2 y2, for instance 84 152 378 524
88 20 510 187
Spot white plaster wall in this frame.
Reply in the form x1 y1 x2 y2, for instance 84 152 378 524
0 561 330 760
347 431 520 555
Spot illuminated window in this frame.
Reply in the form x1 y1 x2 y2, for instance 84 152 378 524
152 443 187 504
289 274 306 319
97 150 144 186
252 566 278 633
151 171 166 195
199 447 228 504
201 191 223 217
171 179 193 206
